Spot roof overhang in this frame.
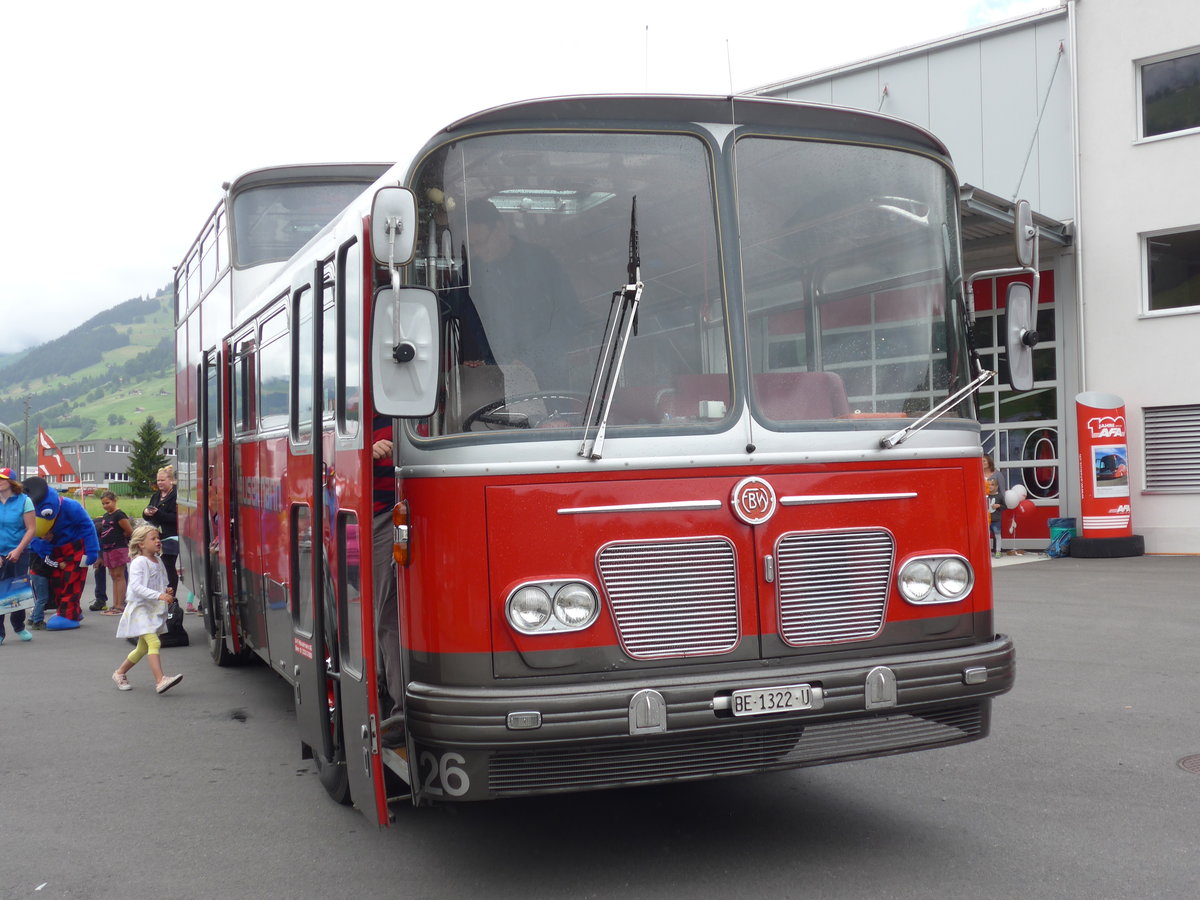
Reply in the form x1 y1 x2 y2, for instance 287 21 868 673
959 184 1072 255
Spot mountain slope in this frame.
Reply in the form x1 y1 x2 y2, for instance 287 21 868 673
0 285 175 445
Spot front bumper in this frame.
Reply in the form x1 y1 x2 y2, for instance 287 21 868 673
404 635 1014 800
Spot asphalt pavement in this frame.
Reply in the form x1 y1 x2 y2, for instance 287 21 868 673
1 555 1197 899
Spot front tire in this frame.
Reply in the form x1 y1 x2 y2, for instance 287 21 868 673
315 752 352 805
203 600 239 667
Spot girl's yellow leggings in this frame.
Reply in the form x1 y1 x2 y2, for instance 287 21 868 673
126 633 162 663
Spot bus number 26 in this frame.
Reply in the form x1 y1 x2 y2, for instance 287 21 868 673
419 750 470 798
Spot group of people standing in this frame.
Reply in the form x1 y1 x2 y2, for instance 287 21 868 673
89 467 185 616
0 465 184 694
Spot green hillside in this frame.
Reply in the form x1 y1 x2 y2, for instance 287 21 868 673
0 286 176 446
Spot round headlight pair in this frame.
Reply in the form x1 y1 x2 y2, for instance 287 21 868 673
507 581 600 633
897 556 974 604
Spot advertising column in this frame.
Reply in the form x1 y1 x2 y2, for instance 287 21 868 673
1071 392 1144 557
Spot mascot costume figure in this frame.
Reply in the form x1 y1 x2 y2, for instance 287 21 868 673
24 477 99 628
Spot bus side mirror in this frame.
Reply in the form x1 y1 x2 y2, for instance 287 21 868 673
371 287 441 417
371 187 417 268
966 197 1041 391
1014 199 1036 268
1004 281 1039 391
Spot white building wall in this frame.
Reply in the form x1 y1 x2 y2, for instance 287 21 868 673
1074 0 1200 552
768 10 1075 221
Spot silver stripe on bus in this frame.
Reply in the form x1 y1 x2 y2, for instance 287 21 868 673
558 500 723 515
779 492 918 506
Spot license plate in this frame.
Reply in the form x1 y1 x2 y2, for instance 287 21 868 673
729 683 822 717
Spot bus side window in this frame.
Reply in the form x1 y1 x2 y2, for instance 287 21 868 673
322 260 336 423
291 504 313 635
338 511 363 678
259 305 290 432
205 356 220 441
233 337 256 435
338 239 362 438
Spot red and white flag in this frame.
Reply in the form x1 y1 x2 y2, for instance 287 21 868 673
37 427 76 481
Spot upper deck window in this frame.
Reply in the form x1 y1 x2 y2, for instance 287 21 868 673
231 182 368 268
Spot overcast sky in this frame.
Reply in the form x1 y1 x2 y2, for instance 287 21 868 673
0 0 1053 355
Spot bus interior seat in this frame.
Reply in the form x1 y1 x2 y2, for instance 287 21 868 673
655 371 850 421
754 371 850 420
657 373 731 420
606 386 664 425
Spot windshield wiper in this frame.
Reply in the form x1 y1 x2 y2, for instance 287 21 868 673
579 198 643 459
879 366 994 449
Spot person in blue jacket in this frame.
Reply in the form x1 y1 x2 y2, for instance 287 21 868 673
24 477 99 626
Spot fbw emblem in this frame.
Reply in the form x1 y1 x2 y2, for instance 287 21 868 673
731 477 777 526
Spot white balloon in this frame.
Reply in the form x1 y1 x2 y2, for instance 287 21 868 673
1003 484 1028 509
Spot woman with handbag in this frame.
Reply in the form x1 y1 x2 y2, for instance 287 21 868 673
111 525 182 693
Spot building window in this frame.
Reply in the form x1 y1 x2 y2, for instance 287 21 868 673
1144 405 1200 492
1140 48 1200 139
1145 228 1200 313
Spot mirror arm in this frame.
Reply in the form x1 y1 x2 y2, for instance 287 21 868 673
381 216 417 362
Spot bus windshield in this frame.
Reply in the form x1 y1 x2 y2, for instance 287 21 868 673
737 137 969 422
409 129 968 440
411 131 729 438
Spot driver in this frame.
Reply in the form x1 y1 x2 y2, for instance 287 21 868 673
451 198 581 388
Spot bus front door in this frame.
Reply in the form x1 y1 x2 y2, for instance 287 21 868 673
295 267 389 823
322 432 390 824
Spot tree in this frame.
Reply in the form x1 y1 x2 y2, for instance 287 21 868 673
127 415 167 495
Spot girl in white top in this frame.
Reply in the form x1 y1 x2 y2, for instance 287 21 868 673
111 525 182 694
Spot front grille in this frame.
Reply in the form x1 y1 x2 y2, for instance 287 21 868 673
597 538 739 660
776 530 893 646
488 703 985 796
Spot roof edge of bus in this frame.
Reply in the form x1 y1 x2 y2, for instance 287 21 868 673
440 93 951 157
226 163 393 197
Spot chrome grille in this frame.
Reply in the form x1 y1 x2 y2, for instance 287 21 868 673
776 530 893 645
488 703 985 796
597 539 739 660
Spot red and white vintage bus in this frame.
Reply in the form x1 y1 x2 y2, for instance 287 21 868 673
174 95 1037 825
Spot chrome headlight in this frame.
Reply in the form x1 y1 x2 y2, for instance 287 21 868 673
507 586 552 632
553 583 599 628
934 557 971 599
506 580 601 634
898 560 935 602
898 555 974 604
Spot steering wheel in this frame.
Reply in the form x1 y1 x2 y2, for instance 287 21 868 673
463 391 588 431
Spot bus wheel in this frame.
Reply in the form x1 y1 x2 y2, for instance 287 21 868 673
203 602 238 667
315 752 351 805
316 676 352 805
